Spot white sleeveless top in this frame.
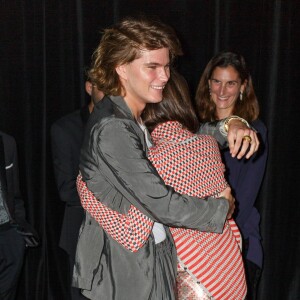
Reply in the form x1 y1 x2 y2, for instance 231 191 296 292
139 122 166 244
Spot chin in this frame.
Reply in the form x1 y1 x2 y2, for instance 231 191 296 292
152 98 163 104
147 96 163 104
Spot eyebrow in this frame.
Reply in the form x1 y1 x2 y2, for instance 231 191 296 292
144 62 170 67
211 78 239 83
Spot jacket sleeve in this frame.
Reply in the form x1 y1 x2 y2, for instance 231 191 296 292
10 137 26 222
199 120 228 149
77 174 153 252
9 136 39 245
80 119 228 233
51 122 81 206
234 123 268 233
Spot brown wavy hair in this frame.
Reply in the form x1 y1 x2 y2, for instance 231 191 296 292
195 51 259 122
143 69 199 133
88 16 183 96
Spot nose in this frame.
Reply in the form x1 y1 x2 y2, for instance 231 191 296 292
159 67 170 82
219 83 226 95
219 83 226 96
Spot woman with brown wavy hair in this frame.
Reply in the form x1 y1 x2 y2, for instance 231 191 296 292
195 52 268 300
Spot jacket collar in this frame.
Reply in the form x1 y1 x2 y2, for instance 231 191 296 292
108 95 135 121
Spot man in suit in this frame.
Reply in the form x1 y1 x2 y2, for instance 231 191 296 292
51 81 103 300
0 131 38 300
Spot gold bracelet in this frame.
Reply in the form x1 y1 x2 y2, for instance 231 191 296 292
224 115 250 133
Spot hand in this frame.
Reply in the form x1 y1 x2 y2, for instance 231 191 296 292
227 120 259 159
16 222 40 247
218 186 235 219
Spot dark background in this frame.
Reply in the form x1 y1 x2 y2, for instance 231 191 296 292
1 0 299 299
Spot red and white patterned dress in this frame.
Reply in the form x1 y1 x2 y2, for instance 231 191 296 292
77 121 246 300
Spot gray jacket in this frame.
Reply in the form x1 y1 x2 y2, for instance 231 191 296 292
73 96 229 299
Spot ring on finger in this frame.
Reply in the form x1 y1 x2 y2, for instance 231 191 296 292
242 135 252 143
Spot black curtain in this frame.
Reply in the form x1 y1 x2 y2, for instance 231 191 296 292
0 1 299 299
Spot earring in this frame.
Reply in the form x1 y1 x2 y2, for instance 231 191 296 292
209 86 211 96
240 91 243 101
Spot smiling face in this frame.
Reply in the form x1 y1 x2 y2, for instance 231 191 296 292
209 66 246 119
116 47 170 118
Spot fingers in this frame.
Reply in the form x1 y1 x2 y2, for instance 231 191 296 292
226 193 235 220
245 130 259 159
228 126 259 159
228 127 249 158
218 187 235 219
218 186 231 199
227 200 235 219
235 128 252 159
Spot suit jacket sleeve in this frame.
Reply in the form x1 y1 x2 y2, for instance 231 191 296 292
51 121 81 206
9 136 26 222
